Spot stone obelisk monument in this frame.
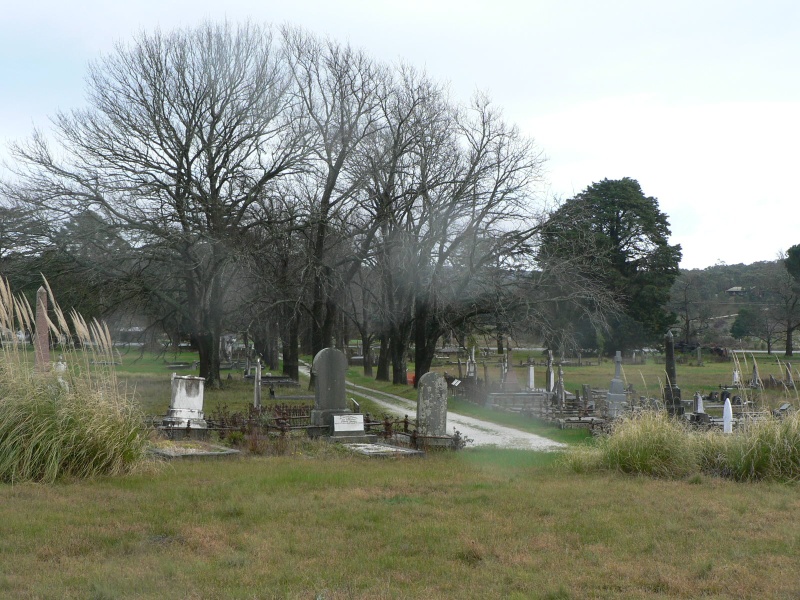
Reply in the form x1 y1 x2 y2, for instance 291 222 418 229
663 331 682 416
34 286 50 373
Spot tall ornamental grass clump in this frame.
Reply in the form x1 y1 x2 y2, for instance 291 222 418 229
561 410 698 478
0 279 149 483
594 409 699 478
697 412 800 482
563 408 800 482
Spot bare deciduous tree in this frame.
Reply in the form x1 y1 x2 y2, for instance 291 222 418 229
4 22 308 386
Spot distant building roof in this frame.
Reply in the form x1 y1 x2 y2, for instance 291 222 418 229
726 286 746 295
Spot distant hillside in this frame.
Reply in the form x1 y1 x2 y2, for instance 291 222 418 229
669 260 784 348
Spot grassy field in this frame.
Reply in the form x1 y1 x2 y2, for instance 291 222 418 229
2 449 800 599
4 348 800 598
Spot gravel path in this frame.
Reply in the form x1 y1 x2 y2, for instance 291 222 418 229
346 382 565 451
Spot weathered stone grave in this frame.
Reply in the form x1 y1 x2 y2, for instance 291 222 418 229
723 397 733 433
310 348 352 429
750 363 762 388
416 371 448 437
663 331 683 416
606 351 627 418
411 371 456 449
34 286 50 373
162 373 208 432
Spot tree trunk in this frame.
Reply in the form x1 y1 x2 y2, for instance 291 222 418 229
362 333 374 377
282 315 300 381
413 297 441 386
375 334 390 381
786 323 794 357
195 330 221 388
390 332 407 385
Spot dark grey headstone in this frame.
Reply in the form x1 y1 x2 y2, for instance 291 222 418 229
416 371 448 436
310 348 350 427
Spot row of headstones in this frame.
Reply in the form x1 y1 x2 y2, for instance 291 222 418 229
310 347 448 437
162 347 450 437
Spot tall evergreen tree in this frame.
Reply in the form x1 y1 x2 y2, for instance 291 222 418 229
540 177 682 354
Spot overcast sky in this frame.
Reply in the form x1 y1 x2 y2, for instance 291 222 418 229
2 0 798 269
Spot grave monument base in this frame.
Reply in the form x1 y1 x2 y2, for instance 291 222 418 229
310 408 353 429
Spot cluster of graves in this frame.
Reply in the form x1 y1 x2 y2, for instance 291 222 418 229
159 347 458 453
477 330 796 432
158 326 799 446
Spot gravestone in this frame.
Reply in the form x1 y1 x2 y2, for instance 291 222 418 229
253 359 262 409
696 346 704 366
663 331 683 416
34 286 50 373
162 374 207 429
54 354 68 390
750 364 761 389
732 369 741 387
310 348 351 428
723 398 733 433
606 351 627 418
528 364 535 390
545 350 555 393
787 363 795 387
693 391 705 414
556 366 566 412
416 371 448 436
466 346 477 381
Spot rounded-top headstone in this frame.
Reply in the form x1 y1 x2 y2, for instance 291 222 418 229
416 371 448 436
312 348 348 411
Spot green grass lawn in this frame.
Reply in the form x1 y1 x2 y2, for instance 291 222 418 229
3 349 800 598
1 450 799 599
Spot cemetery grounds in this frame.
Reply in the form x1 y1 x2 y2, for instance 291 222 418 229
1 349 800 598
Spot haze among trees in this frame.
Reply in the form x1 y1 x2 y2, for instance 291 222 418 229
0 22 618 386
2 21 794 384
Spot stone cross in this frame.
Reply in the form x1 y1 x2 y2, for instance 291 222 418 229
310 348 351 428
416 371 448 436
34 286 50 372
